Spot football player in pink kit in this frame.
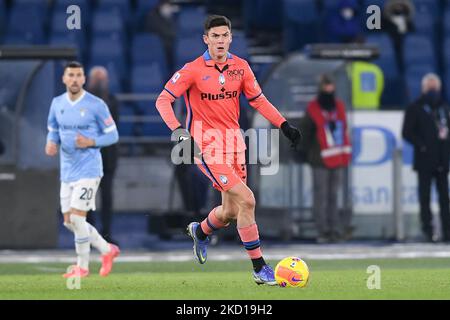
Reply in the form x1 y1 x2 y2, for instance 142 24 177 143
155 15 301 285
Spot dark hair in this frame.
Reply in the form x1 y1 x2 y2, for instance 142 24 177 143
319 74 334 86
64 61 84 71
204 15 231 34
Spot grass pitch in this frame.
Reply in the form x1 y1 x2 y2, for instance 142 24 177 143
1 258 450 299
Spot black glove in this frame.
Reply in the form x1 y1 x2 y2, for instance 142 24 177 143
281 121 302 148
173 126 201 163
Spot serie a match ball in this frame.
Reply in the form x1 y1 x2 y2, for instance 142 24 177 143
274 257 310 288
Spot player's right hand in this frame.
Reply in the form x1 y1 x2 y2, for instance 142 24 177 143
172 126 201 163
45 141 58 156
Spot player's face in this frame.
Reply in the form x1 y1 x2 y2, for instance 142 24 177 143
63 67 86 95
203 26 232 61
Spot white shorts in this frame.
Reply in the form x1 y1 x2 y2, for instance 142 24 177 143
60 178 101 213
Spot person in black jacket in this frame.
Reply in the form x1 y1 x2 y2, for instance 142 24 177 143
87 66 120 244
402 73 450 242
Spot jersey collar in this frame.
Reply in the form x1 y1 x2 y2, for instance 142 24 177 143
202 50 235 67
65 90 86 106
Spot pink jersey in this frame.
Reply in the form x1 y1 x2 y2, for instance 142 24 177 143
156 50 286 154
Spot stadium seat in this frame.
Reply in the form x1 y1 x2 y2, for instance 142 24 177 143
414 12 435 35
243 0 283 31
54 0 89 12
0 1 7 42
49 33 86 60
414 12 437 47
174 36 205 70
10 1 48 16
2 34 35 45
230 31 249 60
365 34 399 79
284 0 318 24
140 122 171 137
136 0 160 13
411 0 440 15
443 37 450 70
131 33 168 76
131 63 165 94
403 35 436 69
97 0 131 13
176 6 207 37
283 0 320 51
7 6 46 44
443 10 450 32
117 104 136 137
91 10 125 35
90 36 127 80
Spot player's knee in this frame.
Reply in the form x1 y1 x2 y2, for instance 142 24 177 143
239 192 256 212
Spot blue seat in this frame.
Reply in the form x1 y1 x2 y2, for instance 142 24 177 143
403 35 435 69
141 122 171 137
131 33 168 76
174 36 205 70
131 63 164 94
91 10 124 35
49 33 85 59
10 1 48 16
244 0 282 30
365 34 399 79
443 37 450 70
0 2 7 42
176 6 206 37
443 10 450 32
7 5 45 44
97 0 131 13
412 0 440 15
2 34 35 45
133 0 160 32
117 104 136 137
90 36 127 79
136 0 160 13
414 12 436 42
230 31 249 60
54 0 89 12
444 71 450 101
284 0 318 24
283 0 320 51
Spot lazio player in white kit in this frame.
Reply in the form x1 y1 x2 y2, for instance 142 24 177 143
45 61 120 278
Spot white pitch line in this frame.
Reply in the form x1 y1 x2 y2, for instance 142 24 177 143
2 250 450 263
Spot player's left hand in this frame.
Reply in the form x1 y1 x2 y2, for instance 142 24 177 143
281 121 302 148
76 133 95 148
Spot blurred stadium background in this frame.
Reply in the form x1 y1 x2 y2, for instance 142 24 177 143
0 0 448 251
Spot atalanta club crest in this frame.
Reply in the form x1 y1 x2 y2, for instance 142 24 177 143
220 175 228 185
219 73 225 86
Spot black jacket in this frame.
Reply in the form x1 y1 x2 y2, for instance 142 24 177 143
402 95 450 173
297 112 324 168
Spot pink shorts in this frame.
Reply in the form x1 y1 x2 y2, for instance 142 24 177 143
197 152 247 191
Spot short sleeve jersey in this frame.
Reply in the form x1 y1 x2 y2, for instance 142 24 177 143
47 91 117 182
163 51 262 154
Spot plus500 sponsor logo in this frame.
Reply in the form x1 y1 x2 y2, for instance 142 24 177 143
200 91 238 100
352 126 412 166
